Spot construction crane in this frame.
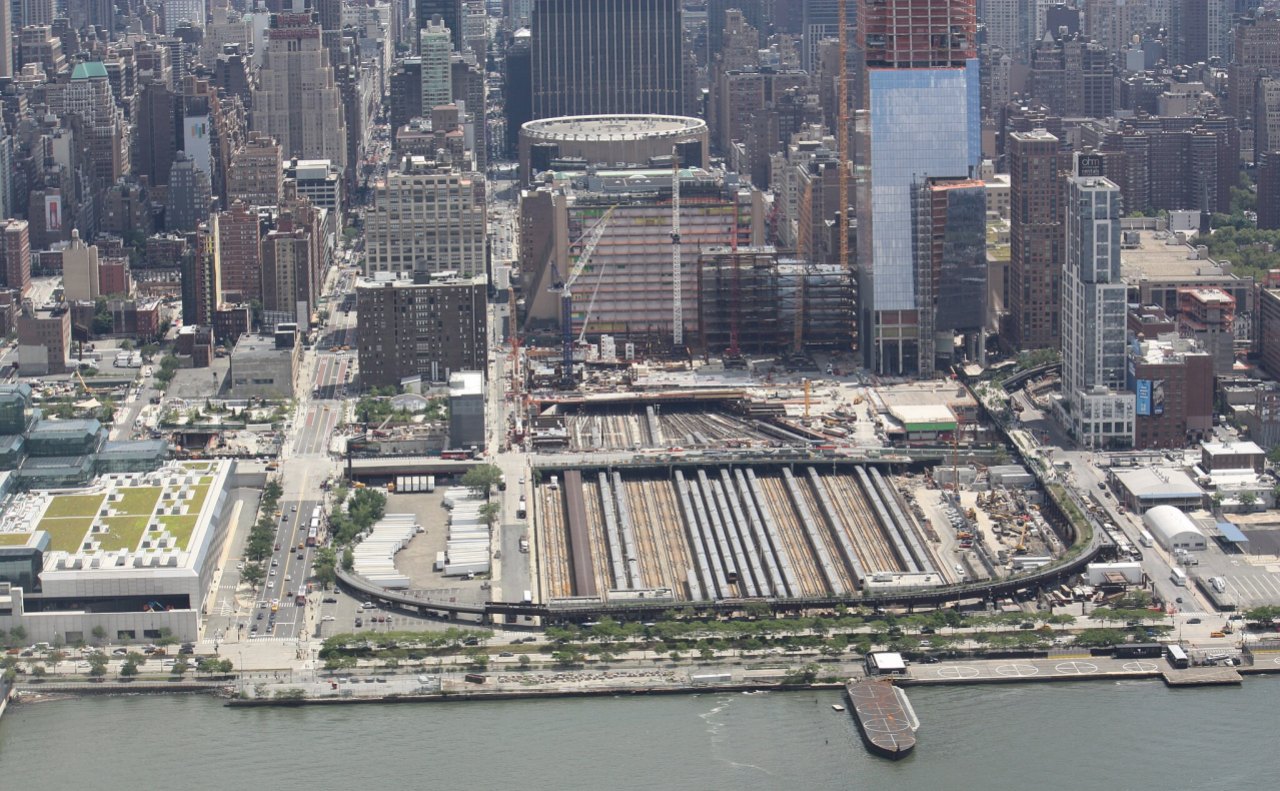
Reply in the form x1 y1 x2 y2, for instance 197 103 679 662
550 207 616 386
671 150 683 350
74 368 109 396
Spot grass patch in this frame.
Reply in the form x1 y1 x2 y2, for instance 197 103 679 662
159 515 200 551
0 533 32 546
113 486 162 518
36 518 93 553
43 494 106 519
184 482 211 516
96 516 151 552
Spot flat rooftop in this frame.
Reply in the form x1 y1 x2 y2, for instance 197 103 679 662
0 461 228 567
1121 230 1231 281
1112 467 1204 498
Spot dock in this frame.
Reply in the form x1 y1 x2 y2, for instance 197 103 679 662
845 678 918 759
1161 667 1243 687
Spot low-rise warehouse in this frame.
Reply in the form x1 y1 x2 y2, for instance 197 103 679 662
1110 467 1204 512
1143 505 1207 552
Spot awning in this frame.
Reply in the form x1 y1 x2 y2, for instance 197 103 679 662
1216 521 1249 545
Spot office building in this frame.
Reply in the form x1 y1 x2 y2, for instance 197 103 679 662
16 302 69 376
856 0 981 374
420 18 453 112
215 202 262 305
61 231 100 303
365 155 486 278
261 228 314 328
165 152 212 232
1230 10 1280 123
417 0 464 51
0 1 11 79
531 0 684 118
1060 170 1134 448
356 273 489 388
448 371 485 450
912 178 987 373
180 232 219 328
0 219 30 296
228 132 284 208
1007 130 1063 352
251 14 348 173
284 159 343 216
20 0 53 27
134 79 179 188
162 0 206 34
1256 77 1280 162
1259 150 1280 231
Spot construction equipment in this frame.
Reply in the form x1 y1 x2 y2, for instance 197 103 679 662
550 207 616 386
1015 520 1030 554
74 368 110 396
671 151 682 349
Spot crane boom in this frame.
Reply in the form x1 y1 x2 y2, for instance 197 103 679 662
672 152 682 348
555 207 615 385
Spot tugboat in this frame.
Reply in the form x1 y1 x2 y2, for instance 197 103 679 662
845 679 919 759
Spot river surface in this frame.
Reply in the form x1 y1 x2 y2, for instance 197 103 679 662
1 678 1276 790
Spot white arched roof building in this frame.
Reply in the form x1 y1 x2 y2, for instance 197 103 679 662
1143 505 1207 552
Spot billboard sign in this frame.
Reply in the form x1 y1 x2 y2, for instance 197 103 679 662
45 194 62 231
1136 379 1152 416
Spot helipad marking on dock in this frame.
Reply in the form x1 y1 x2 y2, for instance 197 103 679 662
995 663 1039 677
1122 661 1158 672
933 665 979 678
1054 661 1097 675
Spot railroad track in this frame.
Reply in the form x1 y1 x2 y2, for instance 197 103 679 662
829 472 901 573
581 478 614 593
652 478 694 599
627 479 665 590
540 486 571 599
794 472 856 592
759 475 825 596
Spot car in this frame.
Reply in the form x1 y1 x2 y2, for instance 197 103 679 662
291 505 298 512
498 652 514 658
1019 622 1035 630
270 567 277 576
322 615 335 622
285 574 291 582
1187 617 1202 624
297 552 304 560
920 626 936 634
323 597 338 604
918 656 941 664
271 558 279 566
285 590 292 598
362 602 376 609
256 611 264 620
355 617 363 627
112 648 128 656
259 601 268 609
271 598 279 608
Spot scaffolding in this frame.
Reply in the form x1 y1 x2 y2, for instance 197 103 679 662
697 247 781 356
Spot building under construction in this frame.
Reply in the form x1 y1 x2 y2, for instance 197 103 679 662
518 166 765 347
697 246 854 356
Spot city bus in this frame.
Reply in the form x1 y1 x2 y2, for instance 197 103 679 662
307 524 319 547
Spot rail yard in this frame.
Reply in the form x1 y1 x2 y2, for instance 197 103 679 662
535 462 980 604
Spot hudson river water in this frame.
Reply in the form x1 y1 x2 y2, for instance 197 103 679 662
2 678 1276 790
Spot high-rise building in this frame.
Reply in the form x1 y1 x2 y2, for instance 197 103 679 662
166 152 212 232
911 178 988 373
181 231 220 328
1061 168 1134 448
856 0 981 374
420 19 453 112
61 230 100 303
365 155 486 278
251 14 348 173
1230 10 1280 123
417 0 463 51
16 302 69 375
216 201 263 304
162 0 206 34
0 219 31 296
261 228 314 328
503 31 533 158
1255 77 1280 159
20 0 53 27
0 0 11 79
1007 129 1064 352
356 273 489 387
531 0 684 119
1258 150 1280 231
228 132 284 208
134 79 179 187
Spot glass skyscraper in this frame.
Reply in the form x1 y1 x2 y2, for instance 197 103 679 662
857 0 981 375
